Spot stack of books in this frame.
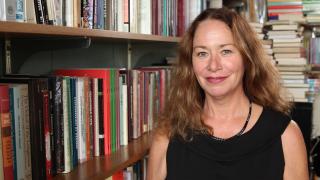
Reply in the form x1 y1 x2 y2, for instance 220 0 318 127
303 0 320 24
265 15 310 102
267 0 303 20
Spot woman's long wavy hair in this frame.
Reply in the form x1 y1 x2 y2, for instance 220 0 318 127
157 8 292 139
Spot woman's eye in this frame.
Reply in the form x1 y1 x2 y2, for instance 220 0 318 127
197 52 208 57
221 49 232 55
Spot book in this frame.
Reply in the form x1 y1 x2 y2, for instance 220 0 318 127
273 47 301 53
273 37 302 43
0 85 14 180
272 24 299 30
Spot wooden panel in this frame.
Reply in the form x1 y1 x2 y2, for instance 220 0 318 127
0 21 180 43
53 132 153 179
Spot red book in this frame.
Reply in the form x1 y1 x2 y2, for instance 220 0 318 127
0 85 14 180
177 0 185 37
55 69 111 155
42 90 52 179
112 171 124 180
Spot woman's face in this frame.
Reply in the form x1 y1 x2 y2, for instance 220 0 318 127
192 19 245 99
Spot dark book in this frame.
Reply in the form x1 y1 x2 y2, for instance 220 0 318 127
98 79 104 156
48 76 64 173
40 0 50 24
33 0 45 24
70 78 78 167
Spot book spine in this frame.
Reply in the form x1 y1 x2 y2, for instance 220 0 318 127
0 85 14 180
93 78 99 156
62 78 71 173
5 0 16 21
34 0 45 23
16 0 25 22
9 87 17 180
98 79 104 156
70 78 78 167
42 90 52 179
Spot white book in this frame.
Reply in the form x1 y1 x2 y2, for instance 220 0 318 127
129 0 138 33
54 0 63 25
280 71 304 75
25 0 36 23
272 37 302 43
283 83 309 88
268 34 298 39
268 30 297 35
65 0 73 27
208 0 222 8
282 79 305 84
10 85 26 180
132 70 139 139
281 74 306 80
116 0 124 31
274 53 301 58
273 47 301 53
278 14 305 22
20 84 32 180
273 42 302 48
292 98 309 102
46 0 56 25
272 24 299 30
119 74 128 146
76 78 86 163
139 0 151 34
16 0 24 22
276 57 307 65
277 65 307 72
148 73 155 131
0 0 16 21
62 78 71 173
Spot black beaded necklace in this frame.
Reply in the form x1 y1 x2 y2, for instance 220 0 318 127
210 101 252 141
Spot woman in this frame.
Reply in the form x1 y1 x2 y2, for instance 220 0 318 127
147 8 308 180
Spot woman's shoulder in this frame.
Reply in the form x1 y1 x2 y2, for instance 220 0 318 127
261 106 291 131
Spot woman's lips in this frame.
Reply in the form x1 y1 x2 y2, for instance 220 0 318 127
206 76 227 83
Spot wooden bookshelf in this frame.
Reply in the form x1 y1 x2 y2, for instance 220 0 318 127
0 21 180 43
53 132 153 180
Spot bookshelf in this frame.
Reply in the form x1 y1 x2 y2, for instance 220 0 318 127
0 20 177 179
54 132 152 180
0 21 180 42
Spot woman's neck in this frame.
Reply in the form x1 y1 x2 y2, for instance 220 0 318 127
202 93 250 123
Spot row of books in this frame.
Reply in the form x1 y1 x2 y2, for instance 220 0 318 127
0 67 171 179
106 157 148 180
0 0 217 37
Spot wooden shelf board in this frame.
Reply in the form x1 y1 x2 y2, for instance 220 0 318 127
0 21 180 43
53 132 153 180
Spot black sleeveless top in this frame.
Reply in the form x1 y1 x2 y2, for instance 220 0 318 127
166 108 291 180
